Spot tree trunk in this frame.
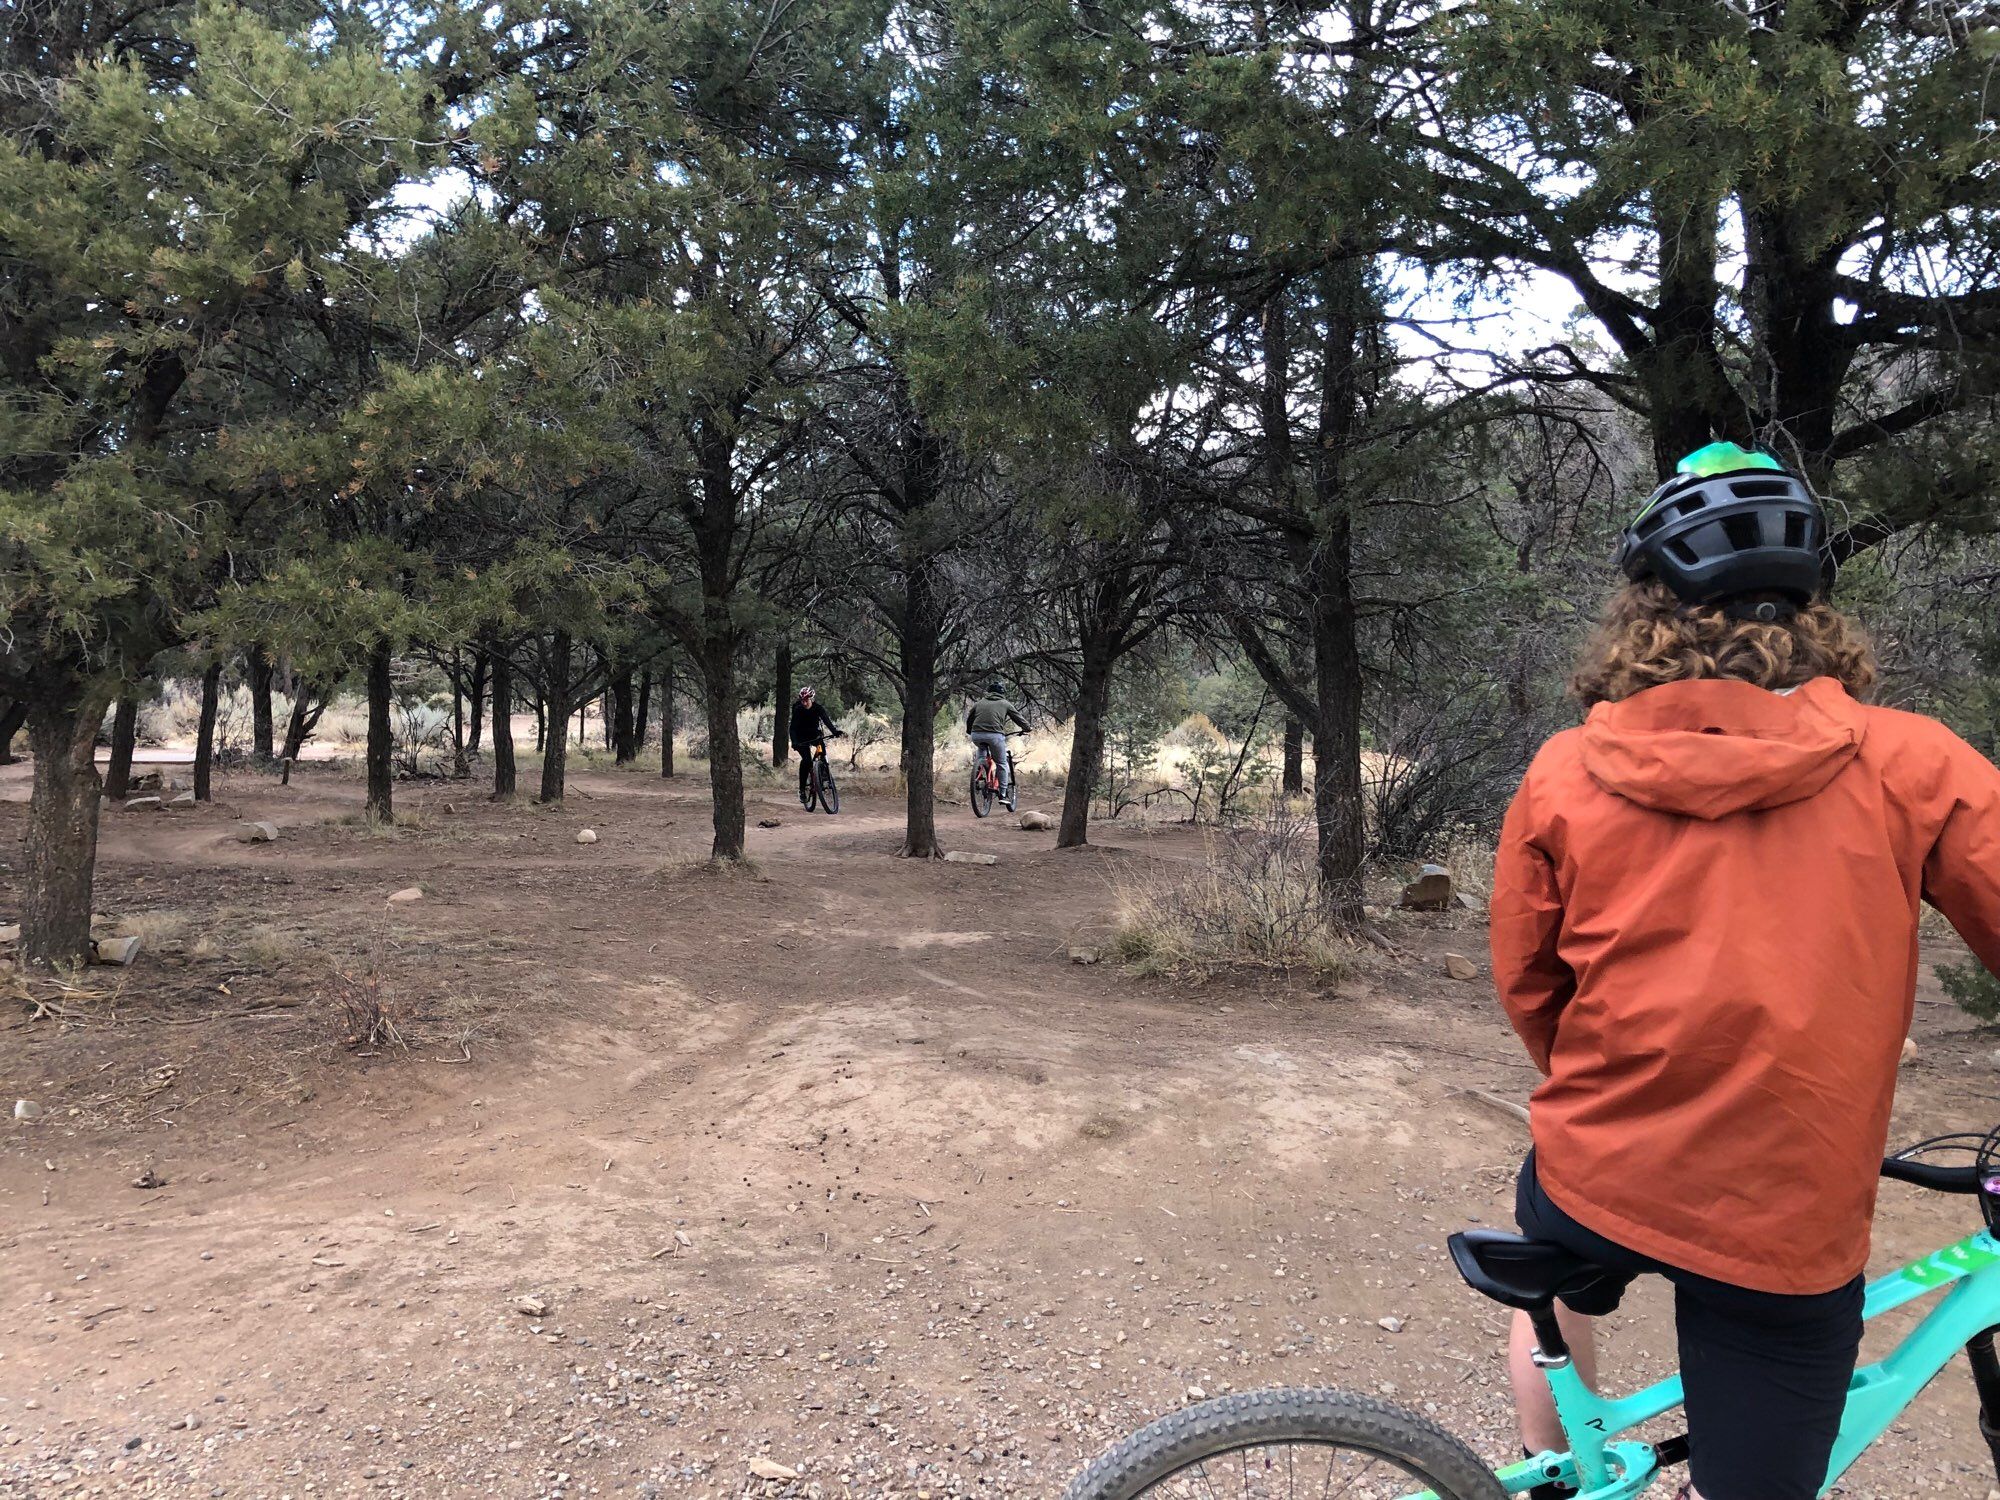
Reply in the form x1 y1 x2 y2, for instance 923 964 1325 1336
1308 261 1370 924
21 697 107 969
541 631 572 804
0 698 26 764
1058 639 1114 849
1308 527 1367 924
193 660 222 802
660 655 676 779
365 640 394 823
610 669 638 764
698 631 745 858
532 683 546 753
491 647 517 798
281 685 326 763
104 697 139 801
468 649 488 754
450 650 469 777
898 561 945 859
635 671 652 752
1282 717 1304 796
248 649 275 764
772 640 792 767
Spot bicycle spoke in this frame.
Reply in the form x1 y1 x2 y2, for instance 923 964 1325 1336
1132 1444 1413 1500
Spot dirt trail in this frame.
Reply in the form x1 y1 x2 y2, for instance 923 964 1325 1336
2 765 1996 1498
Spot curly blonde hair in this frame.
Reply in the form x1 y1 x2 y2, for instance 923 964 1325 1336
1570 581 1877 708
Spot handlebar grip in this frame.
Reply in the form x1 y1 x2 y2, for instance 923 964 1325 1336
1881 1156 1983 1195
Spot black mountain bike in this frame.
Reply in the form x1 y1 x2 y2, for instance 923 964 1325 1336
800 735 842 814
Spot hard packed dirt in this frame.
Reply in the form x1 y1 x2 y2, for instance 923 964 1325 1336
2 760 1996 1498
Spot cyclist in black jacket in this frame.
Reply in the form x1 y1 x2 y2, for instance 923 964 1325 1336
789 686 841 801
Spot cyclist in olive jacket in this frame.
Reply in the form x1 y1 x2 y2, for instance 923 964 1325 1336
965 682 1028 801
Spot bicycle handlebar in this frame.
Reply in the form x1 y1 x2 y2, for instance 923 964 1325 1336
1881 1156 1983 1195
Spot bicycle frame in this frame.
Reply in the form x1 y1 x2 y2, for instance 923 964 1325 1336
1403 1225 2000 1500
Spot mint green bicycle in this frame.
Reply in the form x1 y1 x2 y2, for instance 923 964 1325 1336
1063 1136 2000 1499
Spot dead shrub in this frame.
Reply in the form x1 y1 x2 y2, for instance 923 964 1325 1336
1110 811 1352 979
327 962 409 1054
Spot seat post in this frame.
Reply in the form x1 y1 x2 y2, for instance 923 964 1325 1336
1528 1304 1571 1367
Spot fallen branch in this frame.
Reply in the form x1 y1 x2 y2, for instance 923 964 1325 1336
1454 1087 1531 1126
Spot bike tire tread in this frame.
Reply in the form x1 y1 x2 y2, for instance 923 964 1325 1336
1060 1387 1506 1500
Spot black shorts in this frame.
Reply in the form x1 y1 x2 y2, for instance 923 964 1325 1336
1517 1153 1862 1500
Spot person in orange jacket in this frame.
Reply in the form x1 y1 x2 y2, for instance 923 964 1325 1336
1491 443 2000 1500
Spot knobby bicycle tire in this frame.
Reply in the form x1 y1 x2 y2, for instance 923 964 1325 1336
1062 1387 1508 1500
970 760 994 818
816 758 840 815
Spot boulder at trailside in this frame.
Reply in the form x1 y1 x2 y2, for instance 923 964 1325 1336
943 851 998 866
166 791 196 808
1399 864 1455 911
237 821 280 843
123 795 163 812
91 935 142 966
1018 810 1055 831
388 886 424 903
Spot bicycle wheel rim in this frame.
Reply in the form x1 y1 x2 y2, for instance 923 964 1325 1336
971 769 992 817
818 763 839 814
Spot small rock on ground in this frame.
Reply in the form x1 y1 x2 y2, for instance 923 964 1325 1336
943 851 998 866
387 886 424 903
576 828 599 845
1443 952 1478 982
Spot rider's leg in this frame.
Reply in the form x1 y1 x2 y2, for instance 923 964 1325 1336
1508 1304 1601 1453
1668 1271 1861 1500
970 732 1007 789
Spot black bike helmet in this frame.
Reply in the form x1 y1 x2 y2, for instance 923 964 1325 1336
1614 443 1829 610
986 680 1004 696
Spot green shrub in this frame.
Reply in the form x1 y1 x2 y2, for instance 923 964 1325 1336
1937 958 2000 1025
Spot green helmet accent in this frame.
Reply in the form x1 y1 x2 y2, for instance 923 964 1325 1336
1675 441 1784 479
1631 443 1786 526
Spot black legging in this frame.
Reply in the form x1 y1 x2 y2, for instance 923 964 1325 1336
1517 1153 1863 1500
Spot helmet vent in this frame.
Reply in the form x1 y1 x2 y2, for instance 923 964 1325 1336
1722 514 1762 551
1783 512 1807 549
1728 478 1792 501
1668 537 1701 566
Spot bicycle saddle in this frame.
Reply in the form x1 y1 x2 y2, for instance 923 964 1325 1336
1448 1229 1627 1313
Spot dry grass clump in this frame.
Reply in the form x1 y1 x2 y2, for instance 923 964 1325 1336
652 850 768 883
117 910 192 948
1109 812 1351 979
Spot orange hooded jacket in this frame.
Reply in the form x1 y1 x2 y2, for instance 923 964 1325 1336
1491 676 2000 1294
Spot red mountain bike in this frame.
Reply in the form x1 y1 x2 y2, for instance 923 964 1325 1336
970 734 1019 818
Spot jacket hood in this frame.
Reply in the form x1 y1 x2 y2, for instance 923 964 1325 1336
1579 676 1866 819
